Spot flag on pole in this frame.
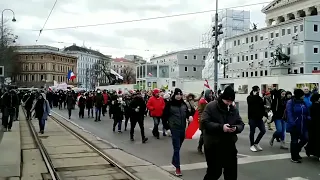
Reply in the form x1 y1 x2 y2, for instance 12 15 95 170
204 79 211 89
67 70 76 81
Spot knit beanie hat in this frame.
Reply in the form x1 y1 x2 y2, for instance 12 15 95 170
252 85 259 92
220 86 235 101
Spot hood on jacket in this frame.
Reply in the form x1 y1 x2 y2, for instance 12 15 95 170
40 93 47 100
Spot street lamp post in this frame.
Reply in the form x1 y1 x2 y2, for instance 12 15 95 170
1 9 16 45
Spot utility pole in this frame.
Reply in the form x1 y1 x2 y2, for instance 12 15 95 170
85 64 89 91
213 0 223 92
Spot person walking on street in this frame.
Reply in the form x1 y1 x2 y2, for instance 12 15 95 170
102 89 108 116
201 86 245 180
197 89 213 154
162 88 192 177
147 88 165 139
94 89 104 122
1 88 19 132
86 93 94 118
66 91 75 119
247 85 267 152
286 89 309 163
31 93 51 134
78 93 86 118
129 91 148 143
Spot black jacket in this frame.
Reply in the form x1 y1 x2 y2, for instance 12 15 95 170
201 98 245 145
162 99 190 130
129 96 146 117
247 92 267 120
271 90 286 120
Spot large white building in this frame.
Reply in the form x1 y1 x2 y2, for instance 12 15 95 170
202 9 251 79
63 44 111 89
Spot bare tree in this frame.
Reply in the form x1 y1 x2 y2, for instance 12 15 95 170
0 22 19 83
121 66 136 84
89 57 115 87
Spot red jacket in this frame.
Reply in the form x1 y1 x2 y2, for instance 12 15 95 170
102 93 108 104
147 96 165 117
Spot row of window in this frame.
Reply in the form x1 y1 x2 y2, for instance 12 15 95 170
184 66 197 72
228 24 304 48
20 55 76 63
154 55 207 64
23 63 74 72
226 66 319 78
16 74 74 83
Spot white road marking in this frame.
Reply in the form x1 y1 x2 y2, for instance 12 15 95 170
160 153 307 171
286 177 309 180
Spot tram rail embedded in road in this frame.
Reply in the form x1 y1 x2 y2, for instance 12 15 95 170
22 107 141 180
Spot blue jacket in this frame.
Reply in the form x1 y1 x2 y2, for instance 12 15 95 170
303 93 312 109
286 99 309 136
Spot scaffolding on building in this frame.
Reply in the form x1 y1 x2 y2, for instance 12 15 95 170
201 9 251 79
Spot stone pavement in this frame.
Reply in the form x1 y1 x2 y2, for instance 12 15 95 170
53 107 320 180
0 115 21 179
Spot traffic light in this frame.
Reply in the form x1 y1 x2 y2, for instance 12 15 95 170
212 24 223 37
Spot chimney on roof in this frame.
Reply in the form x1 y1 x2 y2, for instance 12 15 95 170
73 43 76 46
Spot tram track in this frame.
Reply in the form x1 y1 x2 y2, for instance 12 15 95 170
22 107 141 180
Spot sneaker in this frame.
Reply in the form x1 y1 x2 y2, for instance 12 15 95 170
255 144 263 151
250 145 258 152
280 141 288 149
8 129 11 132
175 168 182 177
118 130 122 133
142 137 148 143
291 158 302 163
130 138 134 141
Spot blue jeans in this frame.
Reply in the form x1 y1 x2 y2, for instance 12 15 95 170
273 119 286 141
38 118 46 131
95 107 101 121
171 129 185 169
113 118 122 131
152 117 165 137
249 119 266 146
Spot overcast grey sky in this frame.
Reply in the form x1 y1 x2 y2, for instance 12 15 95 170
1 0 270 59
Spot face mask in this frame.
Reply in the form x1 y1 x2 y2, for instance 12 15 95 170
39 96 43 99
97 91 101 93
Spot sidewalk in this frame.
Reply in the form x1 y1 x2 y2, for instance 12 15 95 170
0 116 21 179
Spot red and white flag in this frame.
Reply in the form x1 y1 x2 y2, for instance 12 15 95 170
148 72 153 76
204 79 210 89
185 110 201 139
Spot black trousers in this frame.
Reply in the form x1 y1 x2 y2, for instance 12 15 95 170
102 104 107 116
130 115 145 139
68 108 72 118
79 106 85 118
2 110 15 129
204 142 238 180
25 107 32 120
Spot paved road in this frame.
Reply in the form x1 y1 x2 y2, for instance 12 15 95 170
52 108 320 180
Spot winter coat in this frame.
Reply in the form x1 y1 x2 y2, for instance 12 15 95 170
129 96 146 117
308 101 320 156
94 93 104 108
201 98 245 146
162 99 190 130
66 95 75 109
146 96 165 117
286 99 309 136
86 96 94 109
247 92 267 120
112 100 124 120
32 93 51 120
304 93 312 109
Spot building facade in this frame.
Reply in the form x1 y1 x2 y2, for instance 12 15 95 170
111 58 138 84
223 0 320 79
124 54 146 64
14 45 77 87
63 44 111 89
149 48 210 79
202 9 251 79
